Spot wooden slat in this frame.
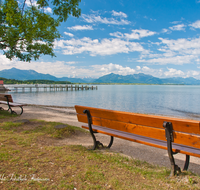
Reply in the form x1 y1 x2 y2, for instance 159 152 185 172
77 114 200 149
0 101 8 105
75 105 200 135
82 125 200 158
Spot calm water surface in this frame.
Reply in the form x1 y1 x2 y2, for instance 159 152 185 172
5 85 200 120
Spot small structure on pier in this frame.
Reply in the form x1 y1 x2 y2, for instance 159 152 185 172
0 81 9 91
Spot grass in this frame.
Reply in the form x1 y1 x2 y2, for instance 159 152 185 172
0 110 200 189
0 109 18 119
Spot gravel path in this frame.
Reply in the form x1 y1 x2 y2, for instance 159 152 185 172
15 104 200 175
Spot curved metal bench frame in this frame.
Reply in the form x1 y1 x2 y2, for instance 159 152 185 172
163 121 190 176
84 109 114 150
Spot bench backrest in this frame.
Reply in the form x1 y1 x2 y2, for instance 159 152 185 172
0 94 13 103
75 105 200 155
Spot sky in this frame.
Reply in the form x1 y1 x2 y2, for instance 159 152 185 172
1 0 200 79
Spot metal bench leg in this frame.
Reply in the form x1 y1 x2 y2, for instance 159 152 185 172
19 106 23 115
107 136 114 148
83 109 98 150
83 109 114 150
163 121 181 176
183 155 190 171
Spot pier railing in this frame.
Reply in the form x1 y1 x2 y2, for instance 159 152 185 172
7 84 97 92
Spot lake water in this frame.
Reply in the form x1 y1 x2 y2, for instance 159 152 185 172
5 84 200 120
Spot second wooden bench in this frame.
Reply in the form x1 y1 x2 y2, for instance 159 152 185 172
0 94 26 115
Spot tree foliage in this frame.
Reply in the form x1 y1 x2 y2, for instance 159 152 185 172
0 0 81 62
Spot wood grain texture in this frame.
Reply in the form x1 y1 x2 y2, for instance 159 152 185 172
75 105 200 135
77 114 200 149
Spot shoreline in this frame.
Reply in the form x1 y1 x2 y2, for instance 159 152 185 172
26 103 200 120
25 104 75 109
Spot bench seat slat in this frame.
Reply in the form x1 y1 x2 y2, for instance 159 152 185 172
75 105 200 135
8 102 26 107
82 124 200 158
0 101 7 104
77 114 200 149
0 101 25 107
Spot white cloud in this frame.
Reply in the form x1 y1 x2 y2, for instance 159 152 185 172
54 37 145 56
67 25 93 30
136 66 141 70
92 63 136 76
112 10 127 18
25 0 52 13
138 37 200 65
109 32 124 38
82 14 130 25
124 29 157 40
44 7 52 13
161 28 171 33
158 37 200 52
65 61 77 64
25 0 37 7
132 65 164 78
186 70 200 77
170 21 181 24
138 55 195 65
189 20 200 29
110 29 156 40
164 68 184 77
0 54 17 70
169 24 186 31
64 32 74 37
144 16 156 21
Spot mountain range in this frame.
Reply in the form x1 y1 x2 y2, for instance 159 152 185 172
0 67 200 85
95 73 200 85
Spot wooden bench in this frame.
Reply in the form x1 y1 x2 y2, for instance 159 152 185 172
75 105 200 176
0 94 26 115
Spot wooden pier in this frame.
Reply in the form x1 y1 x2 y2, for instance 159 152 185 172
10 85 97 92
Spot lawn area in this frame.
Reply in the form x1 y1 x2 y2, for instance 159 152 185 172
0 110 199 189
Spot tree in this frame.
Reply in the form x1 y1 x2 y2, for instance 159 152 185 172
0 0 81 62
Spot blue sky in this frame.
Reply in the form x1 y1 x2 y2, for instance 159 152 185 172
1 0 200 79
